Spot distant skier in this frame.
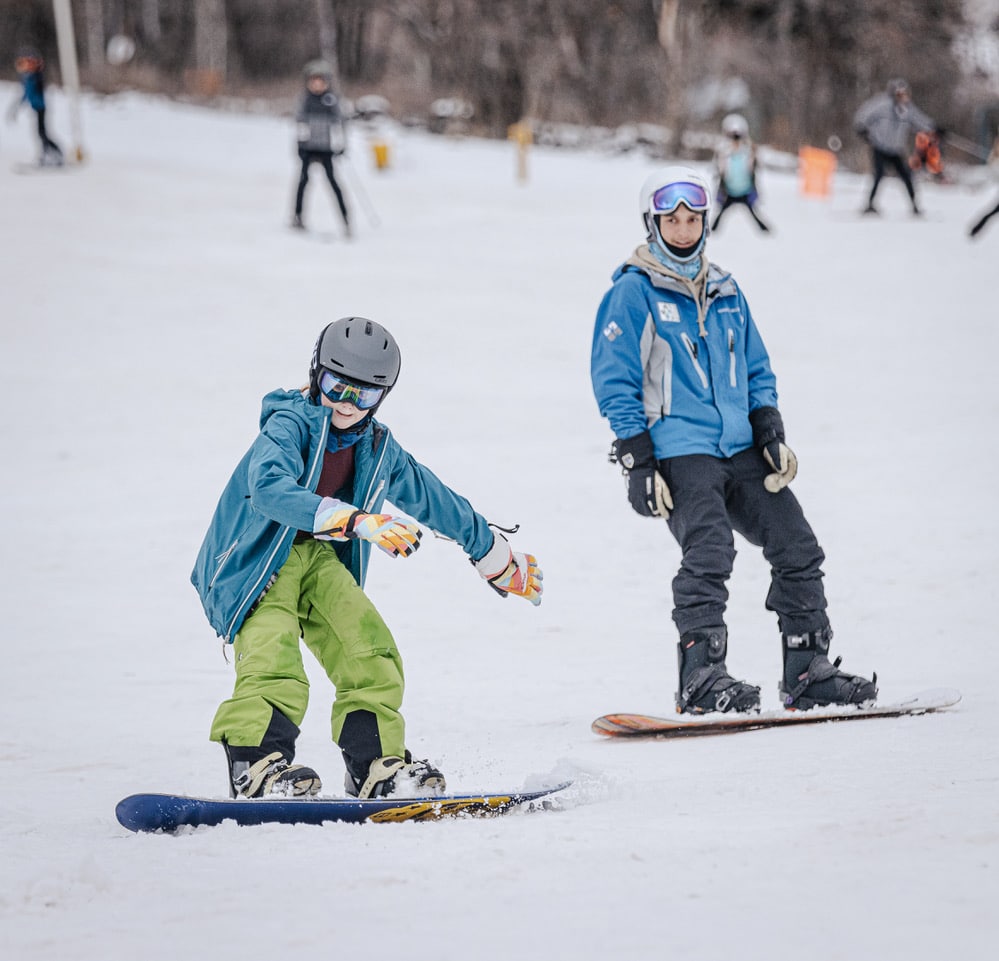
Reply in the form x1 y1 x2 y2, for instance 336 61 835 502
192 317 542 799
291 59 350 235
710 113 770 233
590 166 877 715
853 78 936 216
969 135 999 239
6 48 64 166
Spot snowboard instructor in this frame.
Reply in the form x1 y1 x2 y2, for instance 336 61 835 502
192 318 542 799
590 166 877 715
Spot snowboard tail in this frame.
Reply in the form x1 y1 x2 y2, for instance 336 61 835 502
116 782 571 833
592 688 961 739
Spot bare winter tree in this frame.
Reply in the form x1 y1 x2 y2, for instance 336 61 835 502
141 0 162 50
0 0 977 153
193 0 227 89
83 0 106 72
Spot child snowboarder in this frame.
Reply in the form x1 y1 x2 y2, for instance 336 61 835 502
7 49 64 165
590 166 876 716
192 317 542 799
291 59 350 234
710 113 770 233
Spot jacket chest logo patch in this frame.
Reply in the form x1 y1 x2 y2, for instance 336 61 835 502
658 303 680 323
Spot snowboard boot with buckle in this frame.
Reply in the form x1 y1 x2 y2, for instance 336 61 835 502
344 750 447 799
221 706 322 798
779 628 878 710
675 627 761 714
226 750 323 799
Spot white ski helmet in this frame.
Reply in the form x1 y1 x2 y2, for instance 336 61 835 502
639 165 712 262
722 112 749 138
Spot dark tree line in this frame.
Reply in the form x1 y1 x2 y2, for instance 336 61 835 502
1 0 990 159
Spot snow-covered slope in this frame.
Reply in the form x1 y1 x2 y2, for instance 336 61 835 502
1 86 996 961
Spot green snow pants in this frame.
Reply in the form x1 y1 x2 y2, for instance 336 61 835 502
209 538 406 758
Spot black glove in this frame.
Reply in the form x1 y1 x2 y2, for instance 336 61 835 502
611 432 673 518
749 406 798 492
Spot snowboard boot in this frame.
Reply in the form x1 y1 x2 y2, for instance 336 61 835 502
227 750 323 799
222 706 322 798
675 627 761 715
779 628 878 710
344 751 446 799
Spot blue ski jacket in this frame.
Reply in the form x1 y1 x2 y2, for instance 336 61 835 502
192 388 495 641
591 247 778 459
17 70 46 112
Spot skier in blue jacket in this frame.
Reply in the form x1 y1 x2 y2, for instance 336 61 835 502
591 166 876 716
193 317 542 799
7 49 63 165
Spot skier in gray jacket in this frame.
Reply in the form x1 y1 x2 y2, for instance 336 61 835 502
854 78 936 215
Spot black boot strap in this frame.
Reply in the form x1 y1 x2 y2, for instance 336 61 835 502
679 665 753 712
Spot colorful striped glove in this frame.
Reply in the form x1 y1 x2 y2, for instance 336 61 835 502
473 532 543 606
313 497 422 558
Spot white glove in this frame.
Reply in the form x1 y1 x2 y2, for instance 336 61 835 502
473 532 542 606
762 442 798 493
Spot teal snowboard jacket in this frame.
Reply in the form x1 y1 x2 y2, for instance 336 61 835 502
192 389 495 642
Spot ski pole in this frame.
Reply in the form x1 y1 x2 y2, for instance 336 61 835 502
340 155 381 228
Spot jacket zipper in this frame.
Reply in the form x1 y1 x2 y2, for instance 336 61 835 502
224 413 331 642
680 332 709 388
358 436 390 583
728 328 737 387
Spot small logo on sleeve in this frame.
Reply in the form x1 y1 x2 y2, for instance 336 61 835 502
603 321 623 341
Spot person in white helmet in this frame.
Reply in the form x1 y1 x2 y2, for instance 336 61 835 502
591 167 876 716
711 113 770 233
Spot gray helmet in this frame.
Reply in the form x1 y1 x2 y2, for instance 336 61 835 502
309 317 401 400
303 59 333 81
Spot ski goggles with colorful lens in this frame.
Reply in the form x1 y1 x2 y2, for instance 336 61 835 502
318 370 385 410
650 181 710 215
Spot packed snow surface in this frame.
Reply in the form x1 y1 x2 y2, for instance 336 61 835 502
2 86 997 960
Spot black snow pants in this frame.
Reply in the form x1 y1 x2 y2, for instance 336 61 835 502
295 149 349 222
35 107 62 158
868 148 917 209
660 448 829 638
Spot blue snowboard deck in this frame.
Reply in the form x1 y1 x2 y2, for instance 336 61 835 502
116 782 571 832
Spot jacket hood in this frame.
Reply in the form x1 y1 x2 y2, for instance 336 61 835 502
615 245 737 296
259 387 327 430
